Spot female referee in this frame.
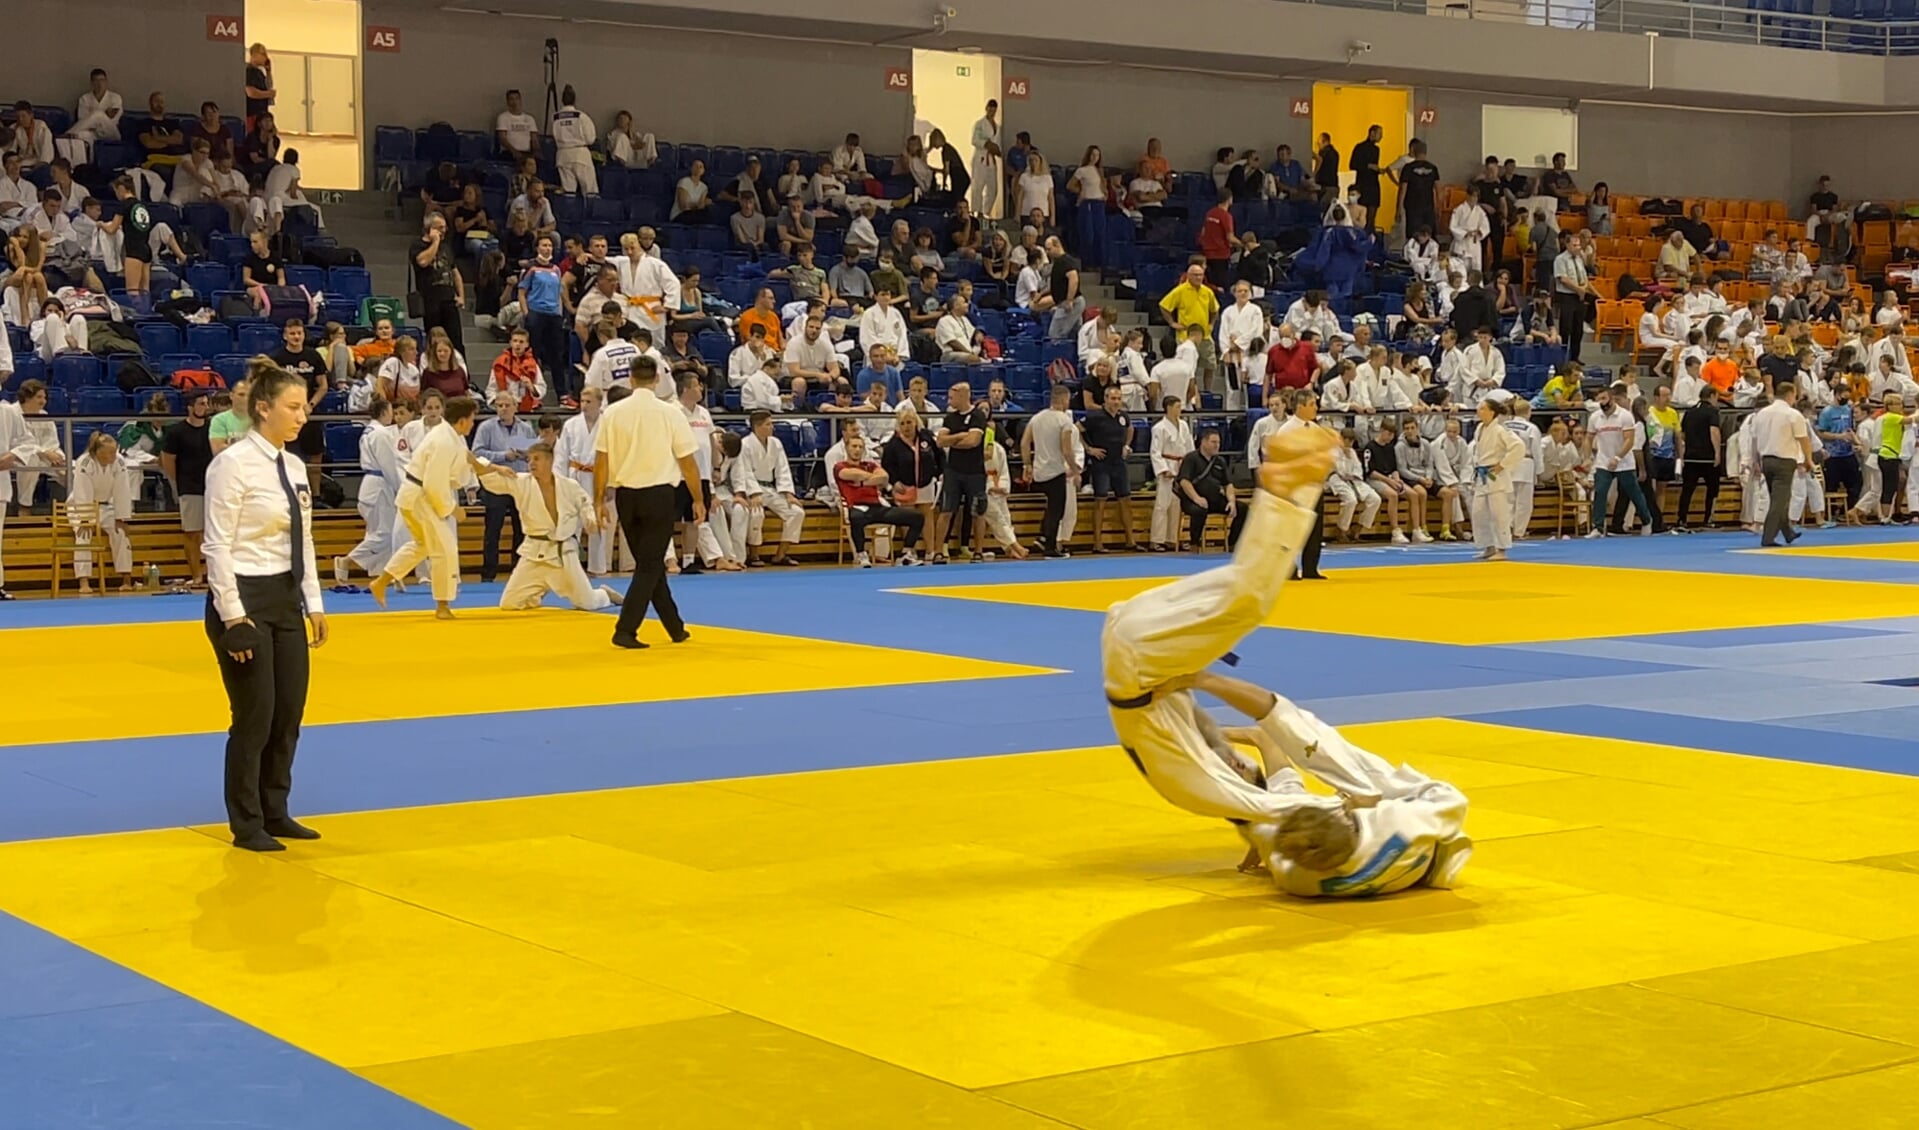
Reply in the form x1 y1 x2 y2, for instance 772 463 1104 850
202 360 329 851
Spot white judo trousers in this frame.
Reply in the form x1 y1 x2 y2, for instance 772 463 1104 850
1101 483 1384 824
1328 477 1381 533
348 488 397 577
501 554 611 610
386 482 461 602
387 505 457 584
748 495 806 546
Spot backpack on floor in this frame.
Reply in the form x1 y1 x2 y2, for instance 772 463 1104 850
306 244 365 269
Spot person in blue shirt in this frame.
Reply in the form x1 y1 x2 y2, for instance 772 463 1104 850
1816 384 1862 516
517 234 570 404
1271 144 1308 200
472 392 538 581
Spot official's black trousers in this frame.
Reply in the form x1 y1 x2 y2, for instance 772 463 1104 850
612 484 684 642
1553 291 1586 360
481 490 523 582
421 287 465 357
1677 461 1720 527
1761 455 1798 545
1295 507 1324 575
1037 474 1068 555
204 574 309 838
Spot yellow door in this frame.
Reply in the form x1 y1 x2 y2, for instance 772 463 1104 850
1311 83 1410 229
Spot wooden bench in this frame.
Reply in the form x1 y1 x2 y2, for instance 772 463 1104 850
0 480 1782 597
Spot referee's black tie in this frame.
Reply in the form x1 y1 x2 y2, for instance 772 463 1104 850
276 451 305 590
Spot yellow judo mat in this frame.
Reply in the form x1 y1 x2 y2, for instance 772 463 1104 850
1763 538 1919 563
0 611 1056 748
898 561 1919 646
6 718 1919 1128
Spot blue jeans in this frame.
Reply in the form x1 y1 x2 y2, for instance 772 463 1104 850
1076 200 1105 268
1593 467 1652 532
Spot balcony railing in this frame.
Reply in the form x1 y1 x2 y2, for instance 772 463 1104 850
1293 0 1919 55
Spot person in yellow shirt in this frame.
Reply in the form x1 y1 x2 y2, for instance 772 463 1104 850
1533 361 1585 410
1158 259 1221 398
1877 394 1907 520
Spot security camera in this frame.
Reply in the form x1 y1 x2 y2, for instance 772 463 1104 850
1351 40 1373 53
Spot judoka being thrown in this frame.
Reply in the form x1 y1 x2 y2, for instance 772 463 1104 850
1102 427 1473 898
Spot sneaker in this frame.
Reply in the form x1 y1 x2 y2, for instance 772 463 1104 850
1391 529 1410 545
1411 528 1433 544
1584 529 1605 539
899 550 922 566
856 551 872 568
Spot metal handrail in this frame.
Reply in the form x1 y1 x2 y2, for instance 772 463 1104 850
1294 0 1919 56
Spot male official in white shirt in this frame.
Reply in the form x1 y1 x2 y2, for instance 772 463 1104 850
550 85 598 197
1753 380 1814 548
594 355 702 649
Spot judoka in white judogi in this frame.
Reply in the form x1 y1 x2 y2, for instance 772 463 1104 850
478 448 619 611
1101 429 1472 897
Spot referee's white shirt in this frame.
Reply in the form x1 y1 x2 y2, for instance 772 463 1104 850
1752 397 1811 462
594 386 697 489
204 431 324 622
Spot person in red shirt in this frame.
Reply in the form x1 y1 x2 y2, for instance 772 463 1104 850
835 431 927 567
1199 188 1236 289
1265 326 1321 391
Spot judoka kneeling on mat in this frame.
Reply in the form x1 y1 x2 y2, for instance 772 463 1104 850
1101 427 1472 898
475 441 624 613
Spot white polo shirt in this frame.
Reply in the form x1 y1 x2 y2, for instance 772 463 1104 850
1751 398 1810 461
594 387 696 490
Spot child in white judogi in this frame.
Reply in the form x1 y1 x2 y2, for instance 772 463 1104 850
1101 427 1472 896
738 412 805 565
982 435 1027 559
1151 326 1201 408
336 399 402 582
555 386 634 575
390 395 470 585
1732 409 1767 531
1501 395 1543 537
478 442 621 611
68 432 134 593
1433 415 1474 532
1855 410 1885 522
1326 427 1381 539
708 432 751 567
375 400 478 618
1148 399 1194 549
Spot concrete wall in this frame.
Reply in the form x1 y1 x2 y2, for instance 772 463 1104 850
5 0 243 117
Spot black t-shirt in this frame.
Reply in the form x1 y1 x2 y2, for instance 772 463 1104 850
1541 170 1574 197
1502 173 1532 199
449 202 489 235
1399 159 1439 217
1049 253 1080 304
1177 450 1227 499
1314 145 1340 188
411 236 457 294
1083 408 1130 456
942 405 990 475
121 200 154 260
427 168 464 205
161 418 215 495
242 253 283 285
245 65 272 119
270 347 329 399
1350 140 1381 192
1364 439 1399 477
138 115 183 157
1811 190 1839 212
1759 353 1797 388
1681 402 1722 463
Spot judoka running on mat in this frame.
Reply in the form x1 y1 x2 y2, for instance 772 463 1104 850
1101 427 1472 897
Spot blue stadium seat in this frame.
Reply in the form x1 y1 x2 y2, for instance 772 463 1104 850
4 355 45 393
696 332 732 365
136 322 183 356
323 423 363 465
50 354 103 391
456 130 491 164
587 196 626 222
77 388 126 415
212 354 250 386
374 126 416 163
317 391 348 415
184 262 233 297
156 353 207 377
182 203 229 242
327 267 373 304
187 324 233 357
237 324 281 356
285 264 325 293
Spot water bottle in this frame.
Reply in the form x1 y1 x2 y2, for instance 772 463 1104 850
146 563 161 591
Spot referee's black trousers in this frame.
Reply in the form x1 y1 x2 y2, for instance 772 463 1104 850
204 573 309 838
612 484 685 641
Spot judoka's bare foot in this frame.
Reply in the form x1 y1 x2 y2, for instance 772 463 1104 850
435 602 455 620
1259 428 1339 497
602 586 624 606
369 574 390 608
1237 846 1268 875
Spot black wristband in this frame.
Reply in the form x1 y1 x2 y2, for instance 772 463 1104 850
222 622 265 654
